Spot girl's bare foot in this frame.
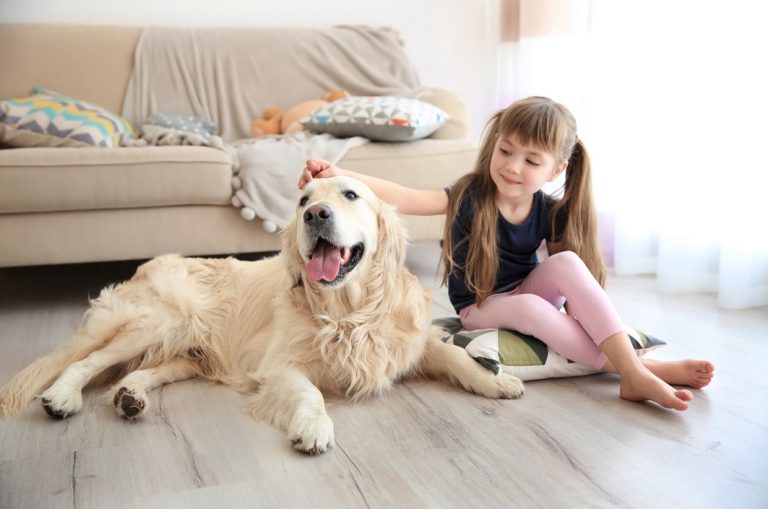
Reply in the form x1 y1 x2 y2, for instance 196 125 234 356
598 333 711 411
641 359 715 389
619 367 694 411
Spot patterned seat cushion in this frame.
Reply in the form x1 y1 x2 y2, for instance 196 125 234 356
0 86 137 148
434 317 666 381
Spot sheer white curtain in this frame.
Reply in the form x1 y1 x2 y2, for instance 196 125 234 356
498 0 768 310
498 0 591 123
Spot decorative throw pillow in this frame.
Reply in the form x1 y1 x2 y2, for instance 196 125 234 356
301 96 448 142
433 317 666 381
0 86 136 148
142 112 217 139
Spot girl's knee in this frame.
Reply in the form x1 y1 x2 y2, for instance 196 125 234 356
549 250 581 265
548 251 588 273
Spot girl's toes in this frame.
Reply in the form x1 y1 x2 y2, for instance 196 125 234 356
664 393 690 411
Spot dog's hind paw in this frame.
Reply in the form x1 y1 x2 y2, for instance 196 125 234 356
112 386 147 420
40 386 83 419
289 413 335 455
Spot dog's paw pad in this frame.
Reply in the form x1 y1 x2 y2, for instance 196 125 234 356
113 386 147 420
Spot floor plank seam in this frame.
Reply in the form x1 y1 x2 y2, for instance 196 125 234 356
157 386 205 488
71 449 77 509
336 441 371 508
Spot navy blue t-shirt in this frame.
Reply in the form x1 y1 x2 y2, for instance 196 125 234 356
446 185 557 313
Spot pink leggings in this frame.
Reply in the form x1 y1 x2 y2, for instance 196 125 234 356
459 251 624 369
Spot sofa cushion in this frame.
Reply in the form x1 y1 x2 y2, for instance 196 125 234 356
339 137 477 185
0 87 137 148
302 96 447 142
0 146 234 214
0 205 279 267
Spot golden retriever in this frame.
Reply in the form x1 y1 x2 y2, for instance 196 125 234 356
0 176 523 454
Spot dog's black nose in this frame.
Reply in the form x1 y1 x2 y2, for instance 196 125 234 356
303 204 333 225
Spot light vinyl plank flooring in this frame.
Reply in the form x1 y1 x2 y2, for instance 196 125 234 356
1 242 766 508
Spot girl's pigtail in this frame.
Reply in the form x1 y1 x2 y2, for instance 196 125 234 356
551 139 607 286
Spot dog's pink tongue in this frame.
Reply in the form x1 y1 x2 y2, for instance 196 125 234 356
307 241 343 282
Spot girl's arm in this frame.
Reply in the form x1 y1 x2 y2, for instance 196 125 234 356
298 158 448 216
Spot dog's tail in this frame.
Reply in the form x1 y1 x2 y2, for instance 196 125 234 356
0 292 134 418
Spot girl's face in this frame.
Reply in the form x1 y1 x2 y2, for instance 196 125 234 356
489 133 567 202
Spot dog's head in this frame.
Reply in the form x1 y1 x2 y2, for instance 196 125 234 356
282 176 407 289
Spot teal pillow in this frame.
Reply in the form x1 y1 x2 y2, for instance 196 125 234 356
434 317 666 381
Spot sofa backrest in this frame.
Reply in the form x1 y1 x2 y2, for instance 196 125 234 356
0 23 141 115
0 23 469 140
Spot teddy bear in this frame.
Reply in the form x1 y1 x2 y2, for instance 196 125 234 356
250 90 349 138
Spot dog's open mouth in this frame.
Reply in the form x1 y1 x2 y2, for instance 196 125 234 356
306 239 364 284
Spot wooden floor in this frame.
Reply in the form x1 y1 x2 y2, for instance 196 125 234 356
1 242 766 509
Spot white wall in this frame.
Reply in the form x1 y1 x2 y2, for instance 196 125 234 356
0 0 500 139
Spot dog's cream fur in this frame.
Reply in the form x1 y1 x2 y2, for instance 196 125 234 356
0 177 523 454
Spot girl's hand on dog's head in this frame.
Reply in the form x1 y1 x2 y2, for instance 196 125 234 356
298 159 341 189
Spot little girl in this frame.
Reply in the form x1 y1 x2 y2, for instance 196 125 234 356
298 96 714 411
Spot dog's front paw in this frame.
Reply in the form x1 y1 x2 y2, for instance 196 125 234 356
40 384 83 419
289 412 335 455
111 385 148 420
475 372 525 399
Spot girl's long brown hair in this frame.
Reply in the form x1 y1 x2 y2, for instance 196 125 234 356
441 96 606 305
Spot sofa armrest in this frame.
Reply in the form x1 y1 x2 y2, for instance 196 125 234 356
415 88 471 140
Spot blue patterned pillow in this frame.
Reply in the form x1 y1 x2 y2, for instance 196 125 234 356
0 86 136 148
301 96 448 142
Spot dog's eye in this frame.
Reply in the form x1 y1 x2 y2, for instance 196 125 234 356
299 196 309 207
343 191 358 201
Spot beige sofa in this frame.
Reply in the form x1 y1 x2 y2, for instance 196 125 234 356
0 24 477 267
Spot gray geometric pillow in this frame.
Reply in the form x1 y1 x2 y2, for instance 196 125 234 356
433 317 666 381
301 96 448 142
143 113 217 139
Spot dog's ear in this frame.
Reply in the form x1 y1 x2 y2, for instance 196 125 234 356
280 215 304 283
376 201 408 270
